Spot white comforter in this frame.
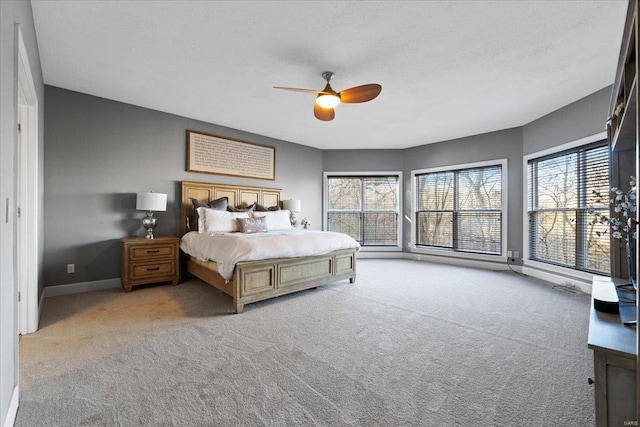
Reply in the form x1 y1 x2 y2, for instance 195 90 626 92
181 230 360 280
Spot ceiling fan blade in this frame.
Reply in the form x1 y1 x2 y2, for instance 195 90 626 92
339 84 382 103
273 86 326 95
314 104 335 121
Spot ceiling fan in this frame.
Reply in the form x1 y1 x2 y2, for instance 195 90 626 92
274 71 382 121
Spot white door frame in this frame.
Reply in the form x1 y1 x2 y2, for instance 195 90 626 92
17 27 39 335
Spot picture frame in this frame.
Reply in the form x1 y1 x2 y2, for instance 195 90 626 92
187 130 276 181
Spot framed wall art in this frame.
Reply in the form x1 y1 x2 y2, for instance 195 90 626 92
187 130 275 180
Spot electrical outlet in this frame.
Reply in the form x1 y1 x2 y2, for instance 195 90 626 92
67 263 75 274
514 251 519 258
507 250 513 257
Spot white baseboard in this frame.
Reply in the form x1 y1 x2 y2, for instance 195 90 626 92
358 251 405 259
38 258 591 300
404 252 520 273
522 266 591 294
44 278 121 298
404 253 590 293
3 386 18 427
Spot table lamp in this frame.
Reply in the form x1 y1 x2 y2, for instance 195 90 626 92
136 192 167 239
282 199 301 226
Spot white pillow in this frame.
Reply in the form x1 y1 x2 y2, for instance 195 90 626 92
251 210 293 231
197 207 249 232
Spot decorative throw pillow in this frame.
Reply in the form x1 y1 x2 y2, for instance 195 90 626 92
250 210 292 231
191 196 228 211
187 213 198 232
189 197 228 231
253 203 282 212
236 216 268 233
197 207 249 232
227 204 255 212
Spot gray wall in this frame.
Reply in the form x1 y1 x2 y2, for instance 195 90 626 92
523 86 611 155
522 85 619 277
0 1 45 424
322 149 404 172
44 86 323 287
322 130 524 258
403 128 524 257
321 128 523 257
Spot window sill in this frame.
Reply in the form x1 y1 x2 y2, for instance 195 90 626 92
360 246 402 252
522 259 597 293
410 246 505 263
523 259 601 280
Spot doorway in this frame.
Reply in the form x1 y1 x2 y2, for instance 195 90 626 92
16 27 39 335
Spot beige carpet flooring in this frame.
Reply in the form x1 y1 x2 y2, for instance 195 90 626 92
16 259 594 426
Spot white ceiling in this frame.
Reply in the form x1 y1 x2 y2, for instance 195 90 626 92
31 1 628 150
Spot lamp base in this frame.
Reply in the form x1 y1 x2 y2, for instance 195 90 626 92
142 212 157 239
289 212 297 227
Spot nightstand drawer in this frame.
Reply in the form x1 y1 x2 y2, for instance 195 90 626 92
121 236 180 292
130 260 176 281
130 244 175 261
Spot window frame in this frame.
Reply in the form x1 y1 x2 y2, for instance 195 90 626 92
523 131 609 280
323 171 403 252
411 159 508 259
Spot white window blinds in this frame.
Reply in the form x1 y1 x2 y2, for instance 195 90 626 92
415 165 502 255
326 175 400 246
527 141 610 273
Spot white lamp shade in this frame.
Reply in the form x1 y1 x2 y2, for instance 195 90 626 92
136 192 167 212
316 94 341 109
282 199 301 212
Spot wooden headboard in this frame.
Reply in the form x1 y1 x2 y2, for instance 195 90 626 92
181 181 282 236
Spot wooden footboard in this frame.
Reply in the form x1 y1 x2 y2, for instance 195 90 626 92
180 181 357 313
186 248 357 313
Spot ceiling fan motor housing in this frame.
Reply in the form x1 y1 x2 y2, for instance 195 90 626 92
322 71 335 82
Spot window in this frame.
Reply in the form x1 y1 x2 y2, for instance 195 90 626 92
413 161 504 255
325 174 401 247
527 141 609 273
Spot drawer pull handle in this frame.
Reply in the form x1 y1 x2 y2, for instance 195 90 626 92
147 267 160 271
147 249 160 254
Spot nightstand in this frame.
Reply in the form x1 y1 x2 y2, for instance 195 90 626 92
121 236 180 292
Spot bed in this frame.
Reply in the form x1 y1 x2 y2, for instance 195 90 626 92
180 181 358 313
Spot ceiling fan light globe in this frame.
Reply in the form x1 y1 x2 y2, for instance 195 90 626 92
316 94 340 109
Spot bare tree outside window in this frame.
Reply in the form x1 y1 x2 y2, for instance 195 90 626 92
530 154 578 266
416 172 453 247
528 142 609 273
415 165 502 255
327 176 399 246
